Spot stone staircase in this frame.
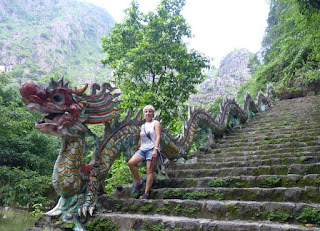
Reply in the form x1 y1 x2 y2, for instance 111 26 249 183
94 95 320 231
31 95 320 231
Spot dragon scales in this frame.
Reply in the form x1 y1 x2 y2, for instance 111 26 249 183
19 78 274 227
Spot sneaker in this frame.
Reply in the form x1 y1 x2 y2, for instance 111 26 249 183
131 182 143 194
140 193 149 199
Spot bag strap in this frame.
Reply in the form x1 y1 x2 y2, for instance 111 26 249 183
143 123 165 165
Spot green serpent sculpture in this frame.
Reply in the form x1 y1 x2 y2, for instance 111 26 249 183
19 78 274 228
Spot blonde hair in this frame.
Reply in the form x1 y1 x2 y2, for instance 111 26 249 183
143 105 155 112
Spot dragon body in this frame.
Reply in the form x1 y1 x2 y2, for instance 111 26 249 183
19 78 274 229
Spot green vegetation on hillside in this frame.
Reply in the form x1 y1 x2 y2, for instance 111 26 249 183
238 0 320 101
0 0 114 84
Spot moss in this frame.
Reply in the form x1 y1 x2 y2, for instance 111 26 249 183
208 178 232 187
263 176 282 187
86 217 118 231
183 207 199 215
162 189 183 199
234 181 247 188
215 192 224 200
297 177 309 187
226 204 239 216
273 167 288 175
306 165 319 174
141 202 153 213
150 224 166 231
251 212 262 221
155 205 171 213
54 221 76 229
183 191 209 200
257 167 271 175
186 174 195 178
122 204 138 212
174 204 182 216
241 191 257 201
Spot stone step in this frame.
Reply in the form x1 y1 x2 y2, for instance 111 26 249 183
212 142 320 154
194 146 320 160
225 126 320 138
153 174 320 189
244 111 319 123
244 120 320 129
151 187 320 203
166 163 320 178
220 128 320 141
95 212 320 231
193 152 320 163
216 134 320 149
98 197 320 226
115 185 320 204
167 155 320 170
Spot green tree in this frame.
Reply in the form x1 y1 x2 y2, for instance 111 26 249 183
101 0 209 125
0 72 59 175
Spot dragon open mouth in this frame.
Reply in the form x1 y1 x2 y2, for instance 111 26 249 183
36 111 71 129
38 113 64 124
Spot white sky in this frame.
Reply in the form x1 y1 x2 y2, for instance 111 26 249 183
84 0 270 67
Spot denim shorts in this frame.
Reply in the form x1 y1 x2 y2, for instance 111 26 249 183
136 148 155 161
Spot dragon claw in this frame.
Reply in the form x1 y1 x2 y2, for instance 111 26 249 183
89 207 94 216
82 206 88 217
77 204 95 217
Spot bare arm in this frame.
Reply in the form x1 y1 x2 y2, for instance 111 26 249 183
152 120 161 160
136 137 141 152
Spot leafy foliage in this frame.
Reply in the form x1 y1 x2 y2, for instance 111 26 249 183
101 0 209 126
0 166 56 208
105 154 146 195
0 72 59 175
297 206 320 225
238 0 320 101
0 72 59 207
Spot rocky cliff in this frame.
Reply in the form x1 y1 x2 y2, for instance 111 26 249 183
0 0 114 84
189 48 253 105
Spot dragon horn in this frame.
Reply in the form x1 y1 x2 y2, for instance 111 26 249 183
71 83 88 95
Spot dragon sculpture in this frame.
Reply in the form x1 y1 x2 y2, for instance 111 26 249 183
19 78 274 229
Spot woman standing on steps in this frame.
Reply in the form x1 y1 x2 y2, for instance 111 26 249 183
128 105 161 199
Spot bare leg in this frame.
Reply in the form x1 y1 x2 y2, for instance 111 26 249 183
128 154 144 184
145 160 157 195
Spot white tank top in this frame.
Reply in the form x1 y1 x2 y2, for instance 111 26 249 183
140 120 157 151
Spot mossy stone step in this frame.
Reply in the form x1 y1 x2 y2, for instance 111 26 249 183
92 212 320 231
201 145 320 157
167 156 320 170
154 174 320 189
98 197 320 225
115 185 320 203
149 187 320 203
219 129 320 143
194 146 320 160
166 163 320 178
226 126 320 138
194 152 320 163
216 135 320 149
214 141 320 153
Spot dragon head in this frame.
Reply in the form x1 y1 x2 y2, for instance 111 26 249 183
19 78 121 137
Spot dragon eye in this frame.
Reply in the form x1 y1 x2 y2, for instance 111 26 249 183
52 94 64 104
